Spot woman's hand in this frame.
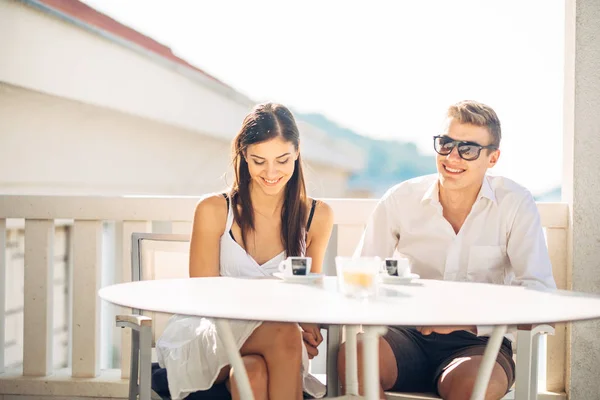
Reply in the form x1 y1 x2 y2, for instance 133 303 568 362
299 323 323 359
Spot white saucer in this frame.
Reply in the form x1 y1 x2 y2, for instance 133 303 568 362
379 273 420 284
273 272 324 283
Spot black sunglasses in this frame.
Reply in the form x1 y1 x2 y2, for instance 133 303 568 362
433 135 498 161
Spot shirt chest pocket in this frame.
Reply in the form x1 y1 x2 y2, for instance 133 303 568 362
467 245 507 284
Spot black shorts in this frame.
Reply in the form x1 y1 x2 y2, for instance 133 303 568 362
382 327 515 395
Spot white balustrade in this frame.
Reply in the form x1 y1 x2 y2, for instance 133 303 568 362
0 195 570 398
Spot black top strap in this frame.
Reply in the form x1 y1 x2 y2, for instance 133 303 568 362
306 199 317 232
222 192 229 209
223 193 237 242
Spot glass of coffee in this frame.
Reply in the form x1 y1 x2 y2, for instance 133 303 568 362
336 256 380 299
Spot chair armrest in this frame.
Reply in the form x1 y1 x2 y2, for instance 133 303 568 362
116 314 153 330
513 324 554 397
117 314 153 400
517 324 555 336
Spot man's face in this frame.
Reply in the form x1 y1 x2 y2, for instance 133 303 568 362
436 118 500 192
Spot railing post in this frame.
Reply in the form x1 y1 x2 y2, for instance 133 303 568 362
23 219 54 376
72 220 103 377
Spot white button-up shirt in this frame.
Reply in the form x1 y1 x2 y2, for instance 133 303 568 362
355 174 557 336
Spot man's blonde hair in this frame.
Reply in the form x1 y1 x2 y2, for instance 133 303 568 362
447 100 501 148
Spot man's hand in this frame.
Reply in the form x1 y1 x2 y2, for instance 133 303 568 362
299 323 323 359
416 326 476 335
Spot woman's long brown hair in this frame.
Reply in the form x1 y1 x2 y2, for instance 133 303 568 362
229 103 308 257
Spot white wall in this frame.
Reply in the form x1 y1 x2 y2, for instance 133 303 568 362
0 0 363 177
0 0 249 142
304 162 351 198
0 84 352 198
0 84 231 195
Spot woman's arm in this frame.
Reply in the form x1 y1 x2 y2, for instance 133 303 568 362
189 194 228 278
302 200 334 356
305 200 334 274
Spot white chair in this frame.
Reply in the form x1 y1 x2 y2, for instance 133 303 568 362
324 317 554 400
116 233 192 400
117 233 342 400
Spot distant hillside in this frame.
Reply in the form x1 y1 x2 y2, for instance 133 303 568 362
297 112 436 196
534 186 561 202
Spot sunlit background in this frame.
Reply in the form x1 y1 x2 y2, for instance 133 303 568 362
82 0 565 199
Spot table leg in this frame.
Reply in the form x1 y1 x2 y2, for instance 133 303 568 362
215 319 254 400
326 325 343 397
345 325 360 396
362 326 388 400
470 325 508 400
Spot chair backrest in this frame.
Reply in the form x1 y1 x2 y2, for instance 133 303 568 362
131 232 191 344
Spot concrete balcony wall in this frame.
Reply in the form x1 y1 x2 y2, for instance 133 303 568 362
0 83 354 198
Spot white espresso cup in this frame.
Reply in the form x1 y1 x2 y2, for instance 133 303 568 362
278 256 312 277
383 257 411 277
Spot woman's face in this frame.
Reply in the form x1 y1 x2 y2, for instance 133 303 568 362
245 136 298 196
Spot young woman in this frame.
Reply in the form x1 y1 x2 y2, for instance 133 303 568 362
156 103 334 400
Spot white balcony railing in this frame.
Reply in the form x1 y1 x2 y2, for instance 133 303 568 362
0 195 569 398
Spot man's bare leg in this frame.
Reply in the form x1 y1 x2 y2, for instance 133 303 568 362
337 334 398 400
437 355 509 400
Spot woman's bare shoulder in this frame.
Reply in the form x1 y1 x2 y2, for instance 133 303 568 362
308 198 334 231
193 193 229 233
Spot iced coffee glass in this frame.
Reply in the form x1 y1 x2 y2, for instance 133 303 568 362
335 256 381 299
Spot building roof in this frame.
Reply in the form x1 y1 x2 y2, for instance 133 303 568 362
36 0 229 88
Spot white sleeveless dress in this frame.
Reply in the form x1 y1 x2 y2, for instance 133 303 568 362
156 196 325 400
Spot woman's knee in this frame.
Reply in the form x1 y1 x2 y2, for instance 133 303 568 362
262 322 302 355
243 355 268 391
228 355 268 398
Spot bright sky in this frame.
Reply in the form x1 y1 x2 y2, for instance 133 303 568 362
82 0 564 196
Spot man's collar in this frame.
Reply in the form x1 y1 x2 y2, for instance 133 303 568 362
421 179 440 204
478 176 497 205
421 176 497 205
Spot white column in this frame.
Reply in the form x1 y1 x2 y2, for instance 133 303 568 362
23 219 54 376
563 0 600 398
72 220 103 377
0 219 5 374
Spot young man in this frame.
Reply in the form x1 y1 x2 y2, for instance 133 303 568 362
338 100 556 400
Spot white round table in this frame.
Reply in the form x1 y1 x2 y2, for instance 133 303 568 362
99 277 600 400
